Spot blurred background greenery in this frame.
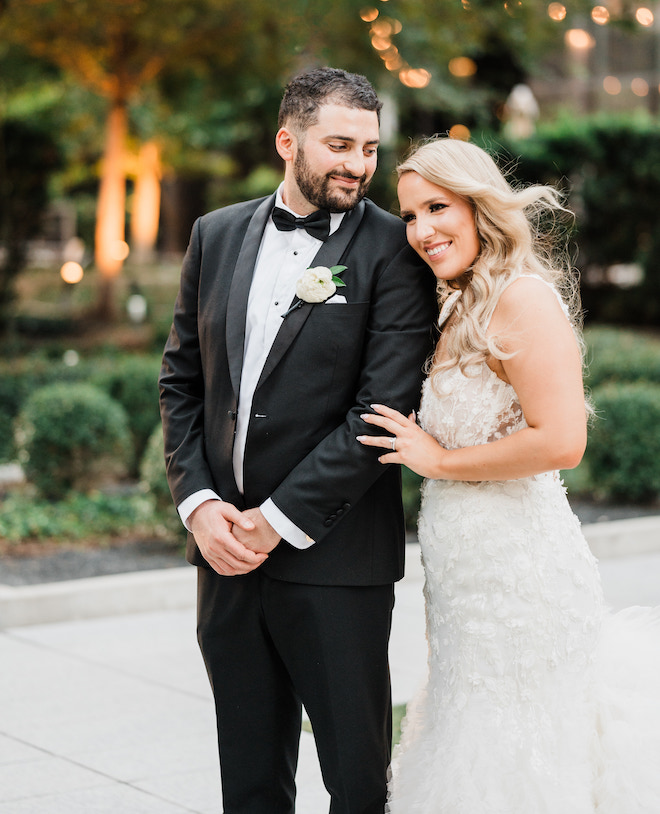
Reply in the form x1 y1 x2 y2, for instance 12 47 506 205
1 0 659 549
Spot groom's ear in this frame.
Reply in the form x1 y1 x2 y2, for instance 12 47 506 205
275 127 297 163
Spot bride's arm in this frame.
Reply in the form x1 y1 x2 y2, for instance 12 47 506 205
358 276 588 481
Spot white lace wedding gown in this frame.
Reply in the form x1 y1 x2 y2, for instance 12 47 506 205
387 353 660 813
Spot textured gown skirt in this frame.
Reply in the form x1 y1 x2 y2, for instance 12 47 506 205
386 363 660 814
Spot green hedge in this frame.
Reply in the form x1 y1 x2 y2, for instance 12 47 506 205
15 382 131 499
496 114 660 325
0 352 161 464
140 422 182 536
583 326 660 389
583 382 660 503
91 356 161 472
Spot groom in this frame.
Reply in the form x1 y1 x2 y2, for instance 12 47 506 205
159 66 435 813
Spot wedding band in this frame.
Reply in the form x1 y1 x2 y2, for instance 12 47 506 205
390 437 397 452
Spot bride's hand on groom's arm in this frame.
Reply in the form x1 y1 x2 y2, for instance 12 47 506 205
190 500 268 576
357 404 446 480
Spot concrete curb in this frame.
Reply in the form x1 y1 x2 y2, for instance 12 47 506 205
0 566 196 628
1 516 659 629
582 515 660 559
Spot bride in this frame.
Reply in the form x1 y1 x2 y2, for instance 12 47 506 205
357 137 660 813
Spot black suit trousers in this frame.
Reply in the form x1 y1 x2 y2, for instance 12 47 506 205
197 567 395 814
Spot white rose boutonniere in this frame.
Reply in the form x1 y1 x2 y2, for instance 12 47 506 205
282 265 347 318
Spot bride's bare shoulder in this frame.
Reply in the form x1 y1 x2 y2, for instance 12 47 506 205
492 276 565 328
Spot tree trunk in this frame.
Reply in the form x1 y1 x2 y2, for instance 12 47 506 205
130 140 161 265
94 99 128 321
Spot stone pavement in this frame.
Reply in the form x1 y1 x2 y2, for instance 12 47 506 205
1 517 660 813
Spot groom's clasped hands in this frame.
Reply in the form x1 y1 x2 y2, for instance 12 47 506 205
189 501 280 576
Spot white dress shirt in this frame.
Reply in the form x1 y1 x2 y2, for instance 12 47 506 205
178 186 345 548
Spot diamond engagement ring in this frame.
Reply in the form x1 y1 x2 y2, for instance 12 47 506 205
390 437 397 452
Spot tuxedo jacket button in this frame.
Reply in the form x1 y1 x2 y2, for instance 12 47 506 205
342 502 351 510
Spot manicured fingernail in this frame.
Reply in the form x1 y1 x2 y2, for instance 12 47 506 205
356 435 365 442
360 414 369 420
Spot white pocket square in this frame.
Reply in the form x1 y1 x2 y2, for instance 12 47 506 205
325 294 347 304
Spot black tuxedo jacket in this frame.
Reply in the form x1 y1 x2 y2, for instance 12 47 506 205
159 193 437 585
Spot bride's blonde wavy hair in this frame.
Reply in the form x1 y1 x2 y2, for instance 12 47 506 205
397 137 583 380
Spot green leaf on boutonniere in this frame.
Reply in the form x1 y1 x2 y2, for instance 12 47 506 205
330 265 347 287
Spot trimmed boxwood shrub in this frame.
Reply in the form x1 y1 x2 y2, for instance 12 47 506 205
139 422 183 535
585 382 660 503
0 352 162 466
91 355 161 471
140 423 171 508
498 115 660 325
15 382 131 499
584 327 660 389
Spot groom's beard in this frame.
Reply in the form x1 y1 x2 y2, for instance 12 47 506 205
294 149 371 213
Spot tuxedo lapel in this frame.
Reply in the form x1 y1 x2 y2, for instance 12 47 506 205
225 194 276 397
255 200 366 390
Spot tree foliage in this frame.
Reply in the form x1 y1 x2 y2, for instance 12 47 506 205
0 0 595 318
0 118 61 328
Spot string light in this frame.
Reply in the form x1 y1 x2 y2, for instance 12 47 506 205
110 240 130 262
548 2 566 21
631 77 649 96
603 76 622 94
591 6 610 24
449 124 471 140
565 29 596 49
636 7 654 26
449 57 477 77
399 68 431 88
60 262 84 284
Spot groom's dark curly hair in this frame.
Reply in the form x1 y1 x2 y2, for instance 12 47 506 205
278 66 382 133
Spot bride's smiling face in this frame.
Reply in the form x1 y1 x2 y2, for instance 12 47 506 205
398 171 480 282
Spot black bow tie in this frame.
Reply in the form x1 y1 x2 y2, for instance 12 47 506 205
271 206 331 242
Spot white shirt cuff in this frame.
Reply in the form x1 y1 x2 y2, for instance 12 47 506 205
261 498 315 549
178 489 222 531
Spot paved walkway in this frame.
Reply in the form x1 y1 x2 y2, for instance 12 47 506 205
1 517 660 813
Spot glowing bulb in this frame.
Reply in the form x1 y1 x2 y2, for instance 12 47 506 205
399 68 431 88
371 34 392 50
371 19 393 35
448 57 478 77
449 124 471 141
60 262 84 284
565 29 595 49
548 2 566 21
591 6 610 24
631 77 649 96
603 76 621 94
110 240 130 262
636 7 654 26
384 54 404 70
